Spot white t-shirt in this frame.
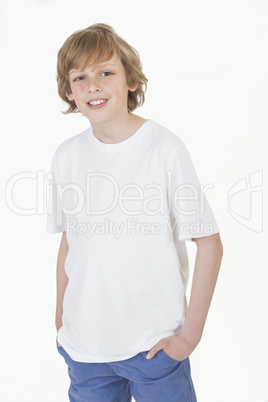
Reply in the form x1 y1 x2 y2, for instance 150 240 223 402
46 119 219 363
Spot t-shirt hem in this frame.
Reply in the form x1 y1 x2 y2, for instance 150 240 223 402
46 225 65 234
179 229 220 242
57 330 182 363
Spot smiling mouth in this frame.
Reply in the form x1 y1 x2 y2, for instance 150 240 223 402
87 99 107 108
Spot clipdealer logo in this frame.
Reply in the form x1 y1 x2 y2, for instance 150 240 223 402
227 170 263 233
5 168 264 234
5 170 209 218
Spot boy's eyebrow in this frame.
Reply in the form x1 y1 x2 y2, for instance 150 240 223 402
69 69 84 75
99 62 117 67
69 62 117 75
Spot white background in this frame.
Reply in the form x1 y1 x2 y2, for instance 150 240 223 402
1 0 267 401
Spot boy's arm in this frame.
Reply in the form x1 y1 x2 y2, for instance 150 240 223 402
179 232 223 350
55 231 69 338
146 232 223 360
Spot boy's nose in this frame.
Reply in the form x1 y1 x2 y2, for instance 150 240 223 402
87 78 101 92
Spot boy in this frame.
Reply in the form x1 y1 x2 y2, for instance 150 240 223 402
46 23 223 402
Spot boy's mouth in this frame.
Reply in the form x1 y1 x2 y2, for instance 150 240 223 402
87 99 108 109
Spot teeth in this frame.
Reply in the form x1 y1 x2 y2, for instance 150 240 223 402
89 100 105 106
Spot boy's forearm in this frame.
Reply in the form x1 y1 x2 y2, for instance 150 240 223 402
146 232 223 361
56 232 69 332
180 233 223 347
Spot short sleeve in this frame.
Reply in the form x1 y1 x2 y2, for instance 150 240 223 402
167 143 219 242
46 152 67 234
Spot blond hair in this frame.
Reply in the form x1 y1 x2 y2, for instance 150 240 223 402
57 23 148 114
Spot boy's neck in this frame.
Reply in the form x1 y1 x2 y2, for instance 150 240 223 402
90 113 147 144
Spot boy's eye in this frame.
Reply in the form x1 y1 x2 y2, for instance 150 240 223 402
74 76 85 82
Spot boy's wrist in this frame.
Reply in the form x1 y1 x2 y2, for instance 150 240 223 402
56 325 63 333
55 317 63 332
180 322 203 348
179 330 201 350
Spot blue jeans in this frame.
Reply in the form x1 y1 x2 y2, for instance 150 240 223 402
56 340 197 401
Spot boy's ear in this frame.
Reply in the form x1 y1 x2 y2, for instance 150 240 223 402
67 93 74 101
128 82 138 92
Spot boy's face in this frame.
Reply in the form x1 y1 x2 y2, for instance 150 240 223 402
68 53 137 126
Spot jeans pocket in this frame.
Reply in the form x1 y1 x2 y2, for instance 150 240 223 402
159 349 181 364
